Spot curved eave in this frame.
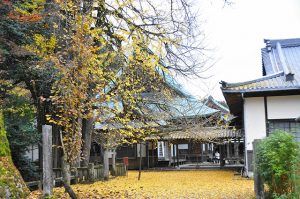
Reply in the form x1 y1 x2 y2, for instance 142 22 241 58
221 86 300 94
222 71 284 88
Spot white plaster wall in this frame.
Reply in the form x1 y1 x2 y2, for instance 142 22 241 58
244 97 267 150
267 95 300 119
107 150 115 158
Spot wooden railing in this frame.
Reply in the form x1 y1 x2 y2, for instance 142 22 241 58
26 163 126 190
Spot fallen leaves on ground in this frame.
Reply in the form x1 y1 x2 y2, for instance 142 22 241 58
28 170 254 199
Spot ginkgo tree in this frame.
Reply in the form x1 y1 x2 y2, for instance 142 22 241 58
27 0 165 196
2 0 210 198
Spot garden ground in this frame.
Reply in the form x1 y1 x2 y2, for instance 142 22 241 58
29 170 254 199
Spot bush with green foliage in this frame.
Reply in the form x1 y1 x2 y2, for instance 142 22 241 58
291 148 300 198
256 130 300 198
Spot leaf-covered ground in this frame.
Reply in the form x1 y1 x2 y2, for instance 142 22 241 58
29 170 254 199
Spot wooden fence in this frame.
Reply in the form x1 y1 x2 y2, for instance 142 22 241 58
26 163 126 190
113 163 127 176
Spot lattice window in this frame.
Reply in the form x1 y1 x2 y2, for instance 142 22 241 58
157 141 165 158
268 120 300 142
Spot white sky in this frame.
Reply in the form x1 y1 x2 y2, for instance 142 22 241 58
178 0 300 100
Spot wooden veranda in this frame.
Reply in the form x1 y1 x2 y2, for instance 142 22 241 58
146 127 245 168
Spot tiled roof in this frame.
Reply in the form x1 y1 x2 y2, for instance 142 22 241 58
221 38 300 93
95 96 220 130
262 39 300 75
205 96 229 113
221 71 300 92
147 127 242 141
169 97 219 118
143 95 220 119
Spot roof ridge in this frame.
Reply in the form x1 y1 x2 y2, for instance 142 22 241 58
206 96 229 112
221 71 284 88
264 38 300 48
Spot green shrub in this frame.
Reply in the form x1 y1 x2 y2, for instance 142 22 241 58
291 148 300 198
256 130 300 198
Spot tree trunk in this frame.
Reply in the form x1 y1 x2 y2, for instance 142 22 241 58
0 111 29 198
111 149 116 176
103 148 109 180
138 143 142 180
81 117 94 167
61 156 77 199
59 130 77 199
37 102 45 169
73 118 82 168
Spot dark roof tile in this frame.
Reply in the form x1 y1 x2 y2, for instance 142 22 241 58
221 38 300 93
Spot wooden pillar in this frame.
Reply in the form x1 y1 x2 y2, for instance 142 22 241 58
234 140 239 157
226 141 230 158
220 144 225 167
201 143 204 162
167 142 172 167
176 144 179 166
42 125 53 197
172 143 176 167
146 142 149 168
152 141 155 167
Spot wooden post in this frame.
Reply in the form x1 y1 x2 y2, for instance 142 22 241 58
43 125 53 197
152 141 155 167
253 139 264 199
103 149 109 180
146 142 150 168
226 141 230 158
167 142 172 167
172 143 176 167
88 163 95 182
220 144 225 167
201 143 204 162
176 144 179 166
234 140 239 157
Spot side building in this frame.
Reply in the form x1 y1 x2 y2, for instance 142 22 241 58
221 38 300 176
92 81 243 169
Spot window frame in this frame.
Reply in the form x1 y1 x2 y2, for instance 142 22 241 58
267 119 300 142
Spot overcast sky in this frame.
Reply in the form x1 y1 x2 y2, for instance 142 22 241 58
178 0 300 100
